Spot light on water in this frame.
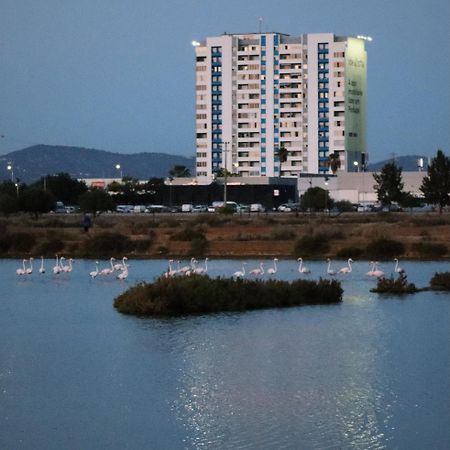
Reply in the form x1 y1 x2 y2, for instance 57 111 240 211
0 258 449 449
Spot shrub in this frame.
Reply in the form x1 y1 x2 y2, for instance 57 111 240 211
5 232 37 252
371 272 418 294
34 238 65 255
411 242 447 258
294 233 330 256
85 232 133 256
336 246 364 258
188 236 209 257
429 272 450 291
365 238 405 259
171 226 206 242
114 275 343 316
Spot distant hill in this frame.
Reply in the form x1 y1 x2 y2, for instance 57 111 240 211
367 155 430 172
0 145 195 183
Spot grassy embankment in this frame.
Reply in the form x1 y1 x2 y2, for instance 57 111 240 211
0 211 449 260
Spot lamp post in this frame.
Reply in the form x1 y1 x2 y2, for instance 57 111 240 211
324 177 329 213
115 164 122 179
7 163 14 182
353 161 359 172
222 141 230 204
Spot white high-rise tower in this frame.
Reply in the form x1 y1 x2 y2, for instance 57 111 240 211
194 32 367 180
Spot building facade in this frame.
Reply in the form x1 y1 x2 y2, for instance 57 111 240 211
194 32 367 180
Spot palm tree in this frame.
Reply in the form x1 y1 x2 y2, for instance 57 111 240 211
169 165 191 178
328 152 341 174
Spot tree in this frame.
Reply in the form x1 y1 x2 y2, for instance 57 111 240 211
276 144 288 164
31 173 87 205
18 188 55 218
328 152 341 174
169 165 191 178
0 193 18 215
300 187 333 212
420 150 450 214
78 189 116 216
373 162 405 210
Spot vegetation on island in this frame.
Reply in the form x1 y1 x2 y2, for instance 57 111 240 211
114 275 343 316
370 272 418 294
429 272 450 291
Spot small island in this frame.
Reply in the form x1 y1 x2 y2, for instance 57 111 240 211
114 275 343 316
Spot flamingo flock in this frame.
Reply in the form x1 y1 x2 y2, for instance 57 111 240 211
15 255 409 282
15 255 129 281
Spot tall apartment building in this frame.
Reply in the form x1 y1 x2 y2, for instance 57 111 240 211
194 32 367 180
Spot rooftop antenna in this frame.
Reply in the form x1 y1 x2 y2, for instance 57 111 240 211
258 17 264 33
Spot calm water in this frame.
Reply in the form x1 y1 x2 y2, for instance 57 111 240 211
0 258 449 450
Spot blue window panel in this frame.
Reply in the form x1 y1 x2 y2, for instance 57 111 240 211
261 128 266 133
261 79 266 85
274 117 279 123
318 108 329 113
274 88 279 94
318 117 329 122
274 99 279 104
274 137 279 143
261 157 266 162
211 61 222 67
274 35 279 45
261 118 266 124
261 35 266 45
319 126 329 132
261 99 266 105
274 108 279 114
261 109 266 114
261 89 266 95
274 50 279 56
318 136 328 142
274 69 279 75
274 79 279 85
261 69 266 75
261 50 266 56
318 68 329 73
261 138 266 143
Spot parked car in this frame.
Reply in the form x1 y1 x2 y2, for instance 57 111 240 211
250 203 265 212
192 204 208 213
278 203 299 212
181 204 194 213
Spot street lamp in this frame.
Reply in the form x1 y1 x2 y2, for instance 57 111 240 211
222 141 230 204
115 164 122 179
7 163 14 182
353 161 359 172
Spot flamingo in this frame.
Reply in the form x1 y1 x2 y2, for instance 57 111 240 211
113 256 128 271
366 261 376 276
16 259 27 275
117 264 129 281
297 258 311 274
233 262 247 278
326 258 336 275
53 255 62 274
338 258 353 274
99 257 115 275
194 258 209 275
89 261 99 278
267 258 278 276
25 257 34 275
164 259 178 278
372 261 385 278
394 258 404 273
61 258 74 273
250 262 264 276
179 258 196 275
39 256 46 274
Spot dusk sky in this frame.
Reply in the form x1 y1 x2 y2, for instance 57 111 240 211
1 0 449 163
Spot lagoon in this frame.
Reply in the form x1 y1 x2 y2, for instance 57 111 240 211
0 259 449 449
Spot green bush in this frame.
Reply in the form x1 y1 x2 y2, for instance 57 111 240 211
188 236 209 256
114 275 343 316
371 272 418 294
336 246 364 258
429 272 450 291
171 226 206 241
412 242 447 258
33 238 65 255
294 233 330 256
4 232 36 252
85 232 133 256
365 238 405 259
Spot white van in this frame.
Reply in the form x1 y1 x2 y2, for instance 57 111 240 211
181 204 193 213
250 203 265 212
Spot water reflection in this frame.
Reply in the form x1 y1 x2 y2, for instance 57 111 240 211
0 259 449 449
